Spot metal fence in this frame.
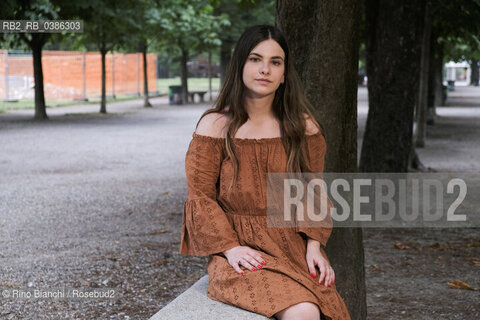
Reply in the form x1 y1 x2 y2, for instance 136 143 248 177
0 49 158 101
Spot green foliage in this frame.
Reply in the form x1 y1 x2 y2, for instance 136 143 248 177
153 0 229 56
0 0 59 48
212 0 275 48
442 35 480 63
432 0 480 62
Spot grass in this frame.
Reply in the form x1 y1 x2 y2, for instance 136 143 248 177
0 95 145 113
157 77 220 94
0 78 220 113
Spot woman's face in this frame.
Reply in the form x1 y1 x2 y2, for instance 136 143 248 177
242 39 285 98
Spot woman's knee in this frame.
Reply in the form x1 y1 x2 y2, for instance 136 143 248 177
274 301 320 320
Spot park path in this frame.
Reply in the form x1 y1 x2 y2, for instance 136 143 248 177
0 87 479 319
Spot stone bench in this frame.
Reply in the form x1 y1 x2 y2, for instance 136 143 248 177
188 91 208 103
149 275 272 320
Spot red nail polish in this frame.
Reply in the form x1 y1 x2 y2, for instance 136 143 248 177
311 273 315 278
241 272 244 275
252 268 256 271
261 261 266 265
257 264 262 268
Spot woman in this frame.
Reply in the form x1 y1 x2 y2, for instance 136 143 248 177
180 25 351 320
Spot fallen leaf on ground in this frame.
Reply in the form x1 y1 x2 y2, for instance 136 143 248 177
429 242 445 249
0 281 19 288
150 229 168 235
394 241 406 250
163 191 169 196
154 260 167 265
467 241 480 247
371 264 381 271
469 257 480 267
447 280 477 291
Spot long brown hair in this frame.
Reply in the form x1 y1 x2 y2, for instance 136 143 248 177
196 24 322 189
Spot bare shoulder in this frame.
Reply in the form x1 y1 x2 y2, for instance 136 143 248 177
195 112 229 138
303 113 321 136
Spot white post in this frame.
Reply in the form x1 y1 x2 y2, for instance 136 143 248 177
112 52 115 98
137 53 140 96
82 51 87 100
4 52 9 101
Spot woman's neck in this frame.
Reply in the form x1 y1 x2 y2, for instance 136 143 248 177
244 94 275 125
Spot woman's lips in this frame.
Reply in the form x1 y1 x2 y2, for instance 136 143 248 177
256 79 272 84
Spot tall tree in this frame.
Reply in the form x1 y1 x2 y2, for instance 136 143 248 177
158 0 226 104
432 0 480 88
360 0 426 173
2 0 59 120
414 0 480 151
70 0 133 113
276 1 365 319
125 0 159 108
415 4 432 149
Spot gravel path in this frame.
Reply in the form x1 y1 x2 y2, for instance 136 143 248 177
1 97 212 319
0 87 479 319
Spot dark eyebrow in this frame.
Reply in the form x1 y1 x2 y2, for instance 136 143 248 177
249 52 284 61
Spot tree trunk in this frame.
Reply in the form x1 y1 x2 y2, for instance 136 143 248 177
208 50 212 102
470 59 479 86
31 34 48 120
414 4 431 148
426 32 438 125
220 41 232 87
360 0 426 173
180 47 189 104
141 42 152 107
100 47 107 114
276 1 365 319
434 46 445 106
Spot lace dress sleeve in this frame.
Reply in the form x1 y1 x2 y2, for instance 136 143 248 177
179 134 240 256
295 132 334 247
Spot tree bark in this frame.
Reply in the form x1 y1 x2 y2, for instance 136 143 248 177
31 34 48 120
427 33 438 124
219 41 232 87
208 50 212 102
360 0 426 173
434 46 445 106
470 59 479 86
100 47 107 114
415 4 431 148
277 1 365 319
180 47 189 104
141 41 152 107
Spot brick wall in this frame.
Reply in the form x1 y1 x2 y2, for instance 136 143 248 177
0 50 157 100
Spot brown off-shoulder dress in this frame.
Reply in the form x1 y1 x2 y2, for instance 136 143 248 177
179 131 351 320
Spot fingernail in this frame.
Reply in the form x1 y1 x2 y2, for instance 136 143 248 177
257 264 262 268
252 268 256 271
311 273 315 278
261 261 266 265
241 272 244 275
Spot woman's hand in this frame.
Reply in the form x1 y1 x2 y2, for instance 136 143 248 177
306 239 335 287
223 245 266 275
